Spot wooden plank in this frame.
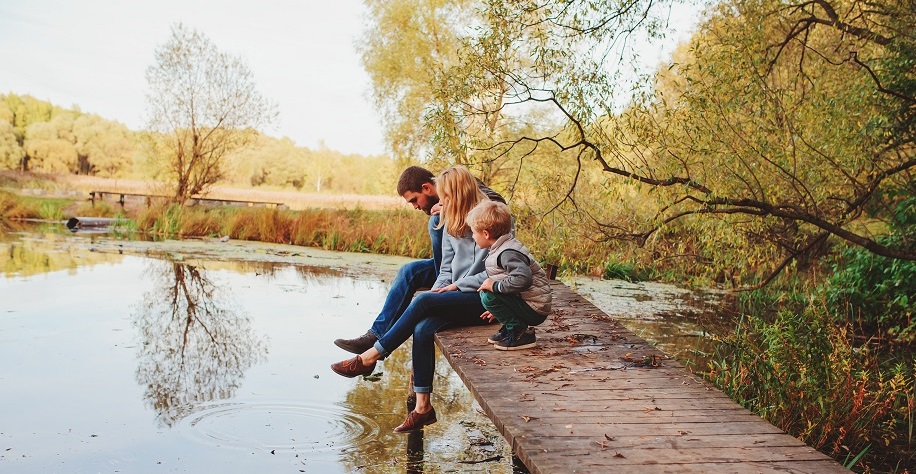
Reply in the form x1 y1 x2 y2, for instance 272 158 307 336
434 281 845 473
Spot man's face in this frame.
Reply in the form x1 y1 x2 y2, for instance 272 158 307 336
401 183 439 215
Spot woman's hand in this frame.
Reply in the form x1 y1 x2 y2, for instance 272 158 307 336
430 202 442 215
478 278 495 292
434 283 459 293
480 310 496 323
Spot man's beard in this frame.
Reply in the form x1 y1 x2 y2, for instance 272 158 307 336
423 197 439 215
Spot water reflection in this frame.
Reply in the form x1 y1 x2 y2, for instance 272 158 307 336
0 230 121 277
132 260 268 427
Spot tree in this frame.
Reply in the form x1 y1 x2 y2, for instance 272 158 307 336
23 114 78 173
394 0 915 284
0 120 24 170
73 114 136 177
144 23 276 202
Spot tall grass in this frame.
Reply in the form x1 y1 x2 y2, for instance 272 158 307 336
137 204 432 258
0 191 36 220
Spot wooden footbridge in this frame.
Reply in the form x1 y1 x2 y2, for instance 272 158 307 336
435 281 846 473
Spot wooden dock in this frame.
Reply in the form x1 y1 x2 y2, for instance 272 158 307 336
434 281 847 473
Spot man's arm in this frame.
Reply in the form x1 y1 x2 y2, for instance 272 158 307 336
475 179 505 204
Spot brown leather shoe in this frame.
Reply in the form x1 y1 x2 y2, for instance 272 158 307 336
334 331 378 354
394 408 437 433
330 355 376 378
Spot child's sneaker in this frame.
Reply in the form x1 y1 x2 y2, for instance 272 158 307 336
487 325 508 344
494 327 536 351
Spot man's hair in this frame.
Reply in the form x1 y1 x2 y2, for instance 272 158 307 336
397 166 435 195
466 200 512 238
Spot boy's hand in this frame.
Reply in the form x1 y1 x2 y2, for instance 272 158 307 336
478 278 495 292
434 283 459 293
480 310 496 323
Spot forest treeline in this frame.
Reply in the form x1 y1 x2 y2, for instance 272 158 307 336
0 93 397 195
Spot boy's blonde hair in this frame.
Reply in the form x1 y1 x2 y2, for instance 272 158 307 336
436 165 487 237
466 200 512 238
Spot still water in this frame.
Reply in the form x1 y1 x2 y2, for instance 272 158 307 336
0 228 516 473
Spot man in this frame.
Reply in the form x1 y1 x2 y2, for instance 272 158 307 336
333 166 504 354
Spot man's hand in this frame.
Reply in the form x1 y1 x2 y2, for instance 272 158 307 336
434 283 459 293
480 310 496 323
430 202 442 215
478 278 495 293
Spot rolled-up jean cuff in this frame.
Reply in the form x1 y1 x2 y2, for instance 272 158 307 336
373 341 390 359
413 386 432 394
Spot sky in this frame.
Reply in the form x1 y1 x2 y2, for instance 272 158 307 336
0 0 702 158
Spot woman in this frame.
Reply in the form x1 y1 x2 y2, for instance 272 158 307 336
330 165 491 432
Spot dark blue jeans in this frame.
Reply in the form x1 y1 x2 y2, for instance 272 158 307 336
373 290 487 393
428 214 442 274
368 259 437 339
366 214 444 338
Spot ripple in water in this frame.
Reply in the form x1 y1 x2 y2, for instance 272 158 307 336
176 400 380 453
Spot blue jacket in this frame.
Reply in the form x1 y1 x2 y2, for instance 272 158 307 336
432 230 488 292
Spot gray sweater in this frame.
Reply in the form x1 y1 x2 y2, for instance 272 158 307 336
432 230 488 292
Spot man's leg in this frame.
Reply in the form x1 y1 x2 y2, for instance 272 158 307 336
369 258 437 337
335 258 436 354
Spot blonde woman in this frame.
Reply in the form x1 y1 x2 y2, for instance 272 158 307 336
330 166 491 433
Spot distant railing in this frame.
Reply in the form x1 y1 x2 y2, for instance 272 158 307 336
89 191 287 210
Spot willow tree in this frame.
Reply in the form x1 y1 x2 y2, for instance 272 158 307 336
418 0 915 284
145 24 276 202
360 0 533 183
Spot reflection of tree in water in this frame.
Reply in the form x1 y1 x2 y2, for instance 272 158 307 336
133 261 268 427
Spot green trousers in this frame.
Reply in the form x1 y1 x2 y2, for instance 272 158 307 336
480 291 547 331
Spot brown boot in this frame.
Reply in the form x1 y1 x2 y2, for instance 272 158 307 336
394 408 437 433
334 331 378 354
330 355 376 378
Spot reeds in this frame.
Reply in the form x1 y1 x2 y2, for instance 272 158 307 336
137 204 432 258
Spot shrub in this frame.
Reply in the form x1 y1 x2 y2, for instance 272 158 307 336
825 198 916 343
708 303 915 471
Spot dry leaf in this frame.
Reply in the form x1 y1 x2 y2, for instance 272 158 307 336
613 452 626 459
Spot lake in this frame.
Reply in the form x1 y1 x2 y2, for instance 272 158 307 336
0 224 720 473
0 226 520 473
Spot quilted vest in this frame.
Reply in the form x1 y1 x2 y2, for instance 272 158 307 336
485 235 552 315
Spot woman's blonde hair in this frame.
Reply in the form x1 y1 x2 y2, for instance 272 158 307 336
436 165 487 237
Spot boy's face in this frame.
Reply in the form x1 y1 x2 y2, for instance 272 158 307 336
401 183 439 215
471 227 497 249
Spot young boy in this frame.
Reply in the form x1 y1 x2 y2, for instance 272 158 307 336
467 200 552 350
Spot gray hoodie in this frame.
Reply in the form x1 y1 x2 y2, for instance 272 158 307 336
432 230 488 292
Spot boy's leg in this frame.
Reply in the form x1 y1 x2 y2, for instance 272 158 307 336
480 292 546 350
480 291 546 331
